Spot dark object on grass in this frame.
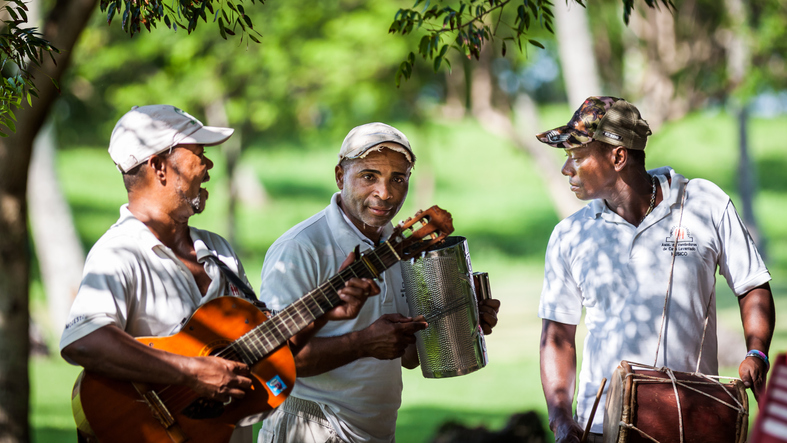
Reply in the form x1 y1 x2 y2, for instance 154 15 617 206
431 411 546 443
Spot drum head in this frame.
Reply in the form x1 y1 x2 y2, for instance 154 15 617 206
603 366 625 443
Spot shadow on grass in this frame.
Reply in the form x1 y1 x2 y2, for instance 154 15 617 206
396 406 548 443
757 155 787 192
32 427 77 443
464 211 558 260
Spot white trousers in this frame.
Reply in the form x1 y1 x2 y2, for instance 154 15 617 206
257 396 346 443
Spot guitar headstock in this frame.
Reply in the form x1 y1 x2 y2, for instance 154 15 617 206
389 206 454 261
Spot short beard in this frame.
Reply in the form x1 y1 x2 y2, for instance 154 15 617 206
177 188 204 214
171 163 205 214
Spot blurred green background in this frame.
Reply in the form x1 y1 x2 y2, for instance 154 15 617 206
21 0 787 441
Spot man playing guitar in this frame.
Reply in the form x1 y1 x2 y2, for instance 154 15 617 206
60 105 379 443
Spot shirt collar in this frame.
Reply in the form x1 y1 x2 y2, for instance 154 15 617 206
325 192 394 254
588 166 686 223
118 204 164 251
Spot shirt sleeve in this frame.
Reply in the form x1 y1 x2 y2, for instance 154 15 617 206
538 225 584 325
717 200 771 296
259 238 322 313
59 247 134 358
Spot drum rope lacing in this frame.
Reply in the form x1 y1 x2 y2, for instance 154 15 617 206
620 365 747 443
643 180 747 443
653 179 687 368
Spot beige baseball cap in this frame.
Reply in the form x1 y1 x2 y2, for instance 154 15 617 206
109 105 234 173
338 122 415 164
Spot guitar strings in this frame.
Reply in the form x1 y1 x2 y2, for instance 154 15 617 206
154 245 402 412
157 232 437 412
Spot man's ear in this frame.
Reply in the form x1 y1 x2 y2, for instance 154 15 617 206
148 154 168 183
612 146 628 172
335 164 345 190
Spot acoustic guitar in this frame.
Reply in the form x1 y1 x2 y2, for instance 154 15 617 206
71 206 453 443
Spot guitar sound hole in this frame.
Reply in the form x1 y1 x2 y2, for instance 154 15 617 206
181 397 225 419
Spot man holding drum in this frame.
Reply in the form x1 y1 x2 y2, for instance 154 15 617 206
536 97 775 442
256 122 501 443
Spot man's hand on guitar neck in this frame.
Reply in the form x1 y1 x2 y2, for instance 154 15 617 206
323 250 381 322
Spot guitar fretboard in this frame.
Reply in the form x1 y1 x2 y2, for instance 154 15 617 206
230 241 401 366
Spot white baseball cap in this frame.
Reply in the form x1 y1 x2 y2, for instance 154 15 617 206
338 122 415 164
109 105 234 173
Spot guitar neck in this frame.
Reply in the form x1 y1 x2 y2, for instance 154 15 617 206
230 241 401 365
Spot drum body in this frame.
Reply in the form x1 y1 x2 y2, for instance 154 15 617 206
603 361 748 443
400 236 488 378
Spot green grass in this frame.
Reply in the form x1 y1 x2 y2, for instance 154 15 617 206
34 111 787 442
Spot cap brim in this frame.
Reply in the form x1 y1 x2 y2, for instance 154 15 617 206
535 125 593 149
179 125 234 146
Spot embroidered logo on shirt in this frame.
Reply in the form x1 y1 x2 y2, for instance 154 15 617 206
662 225 698 256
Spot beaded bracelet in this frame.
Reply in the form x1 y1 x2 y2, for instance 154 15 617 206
746 350 770 370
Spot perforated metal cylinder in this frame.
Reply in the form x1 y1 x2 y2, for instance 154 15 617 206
401 236 488 378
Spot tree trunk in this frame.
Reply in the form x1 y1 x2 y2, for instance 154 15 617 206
734 106 764 256
554 1 603 106
204 99 268 248
723 0 764 256
468 46 583 219
0 0 96 440
28 121 86 336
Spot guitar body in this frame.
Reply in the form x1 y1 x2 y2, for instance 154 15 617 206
70 206 455 443
72 297 296 443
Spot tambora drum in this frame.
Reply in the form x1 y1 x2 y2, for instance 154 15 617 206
603 361 748 443
400 236 488 378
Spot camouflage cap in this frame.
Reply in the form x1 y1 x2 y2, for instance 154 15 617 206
535 96 652 150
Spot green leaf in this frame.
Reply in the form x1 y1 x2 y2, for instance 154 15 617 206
528 38 544 49
16 7 27 22
107 3 116 24
433 55 442 71
218 17 227 39
418 35 430 56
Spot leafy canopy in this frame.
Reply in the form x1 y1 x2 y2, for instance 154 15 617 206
387 0 674 86
0 0 60 137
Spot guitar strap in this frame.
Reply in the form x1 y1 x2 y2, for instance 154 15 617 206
204 254 267 310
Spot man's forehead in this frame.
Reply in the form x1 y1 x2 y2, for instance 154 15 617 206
565 141 603 153
345 148 411 169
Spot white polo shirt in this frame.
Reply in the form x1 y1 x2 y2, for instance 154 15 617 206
539 167 771 433
60 204 254 352
259 193 409 443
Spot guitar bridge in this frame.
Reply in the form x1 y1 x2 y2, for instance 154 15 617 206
130 383 189 443
133 383 176 428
